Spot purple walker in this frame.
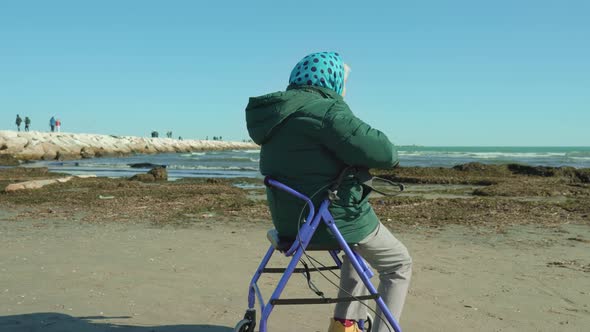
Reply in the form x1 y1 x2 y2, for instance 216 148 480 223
234 176 403 332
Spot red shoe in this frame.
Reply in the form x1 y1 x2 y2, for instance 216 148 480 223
328 318 362 332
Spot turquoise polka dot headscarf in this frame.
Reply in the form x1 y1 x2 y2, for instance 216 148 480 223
289 51 346 95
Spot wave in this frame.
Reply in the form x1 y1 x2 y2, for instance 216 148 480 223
180 152 206 157
231 156 260 162
29 147 589 177
39 162 133 169
179 156 259 163
36 161 259 172
204 158 258 162
467 152 565 159
398 151 568 159
168 164 258 171
566 151 590 158
233 149 260 154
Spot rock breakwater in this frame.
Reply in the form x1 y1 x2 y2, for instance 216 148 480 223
0 130 258 163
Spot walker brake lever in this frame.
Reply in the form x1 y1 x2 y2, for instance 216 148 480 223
327 189 340 202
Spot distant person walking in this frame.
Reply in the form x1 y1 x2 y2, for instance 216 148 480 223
24 116 31 132
49 116 56 132
56 119 61 132
15 114 22 131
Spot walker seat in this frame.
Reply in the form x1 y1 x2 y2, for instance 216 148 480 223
267 229 342 252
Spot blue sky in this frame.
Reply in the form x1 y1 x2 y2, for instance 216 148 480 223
0 0 588 146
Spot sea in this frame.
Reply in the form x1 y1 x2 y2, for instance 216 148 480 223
23 146 590 180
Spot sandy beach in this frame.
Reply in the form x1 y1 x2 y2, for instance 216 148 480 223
1 165 589 331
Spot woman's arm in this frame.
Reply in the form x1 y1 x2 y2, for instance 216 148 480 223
320 101 399 169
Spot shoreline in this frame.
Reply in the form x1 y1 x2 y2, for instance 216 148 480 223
0 130 258 164
1 163 588 227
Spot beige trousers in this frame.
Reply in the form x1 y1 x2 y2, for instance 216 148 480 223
333 222 412 332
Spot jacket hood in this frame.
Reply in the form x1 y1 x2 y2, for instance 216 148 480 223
246 86 341 145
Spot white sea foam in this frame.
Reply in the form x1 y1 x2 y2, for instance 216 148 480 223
180 152 206 157
168 164 258 171
566 152 590 158
398 151 568 159
234 149 261 154
467 152 566 159
40 162 133 169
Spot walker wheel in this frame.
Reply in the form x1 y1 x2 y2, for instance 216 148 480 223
365 314 373 332
234 309 256 332
234 319 253 332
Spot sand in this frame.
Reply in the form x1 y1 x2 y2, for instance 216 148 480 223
1 215 588 332
1 164 589 331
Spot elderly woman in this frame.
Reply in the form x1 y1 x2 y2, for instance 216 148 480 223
246 52 412 332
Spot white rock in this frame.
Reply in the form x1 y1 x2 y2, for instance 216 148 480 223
0 130 258 162
4 175 95 192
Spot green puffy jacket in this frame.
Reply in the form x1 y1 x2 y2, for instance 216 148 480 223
246 85 399 244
